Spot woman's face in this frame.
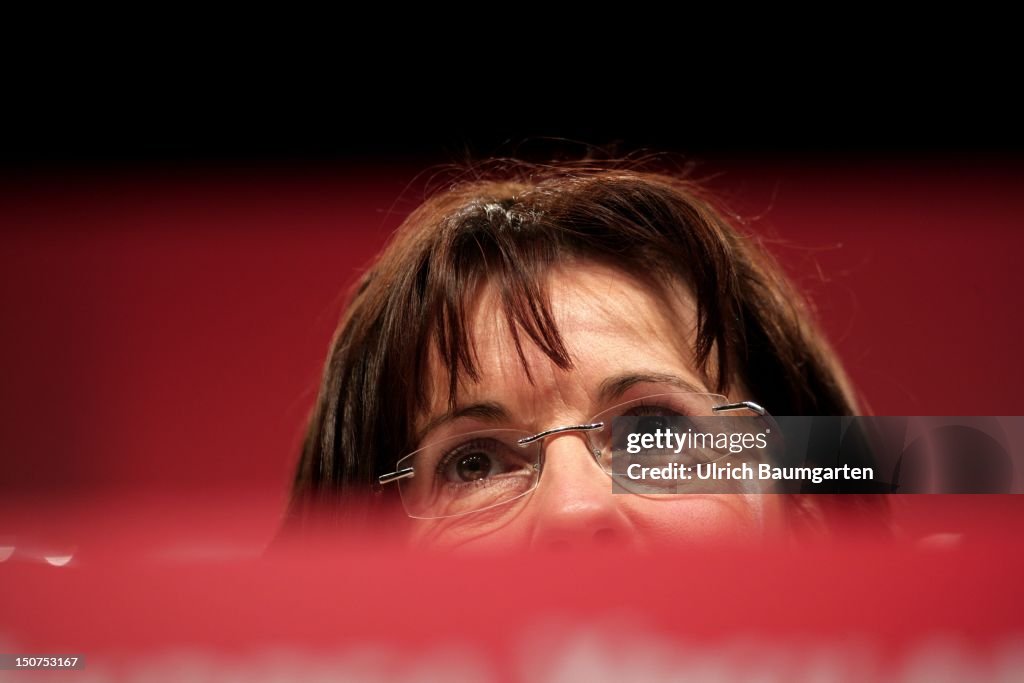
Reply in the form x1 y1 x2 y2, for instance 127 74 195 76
406 259 786 551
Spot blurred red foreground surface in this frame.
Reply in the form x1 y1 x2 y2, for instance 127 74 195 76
2 493 1024 681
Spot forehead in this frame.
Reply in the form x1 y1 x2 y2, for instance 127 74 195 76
417 259 710 427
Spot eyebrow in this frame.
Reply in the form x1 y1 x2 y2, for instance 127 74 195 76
413 402 511 447
596 372 708 404
413 371 708 446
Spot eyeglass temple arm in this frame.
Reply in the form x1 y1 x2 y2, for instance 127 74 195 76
713 400 766 415
379 467 415 485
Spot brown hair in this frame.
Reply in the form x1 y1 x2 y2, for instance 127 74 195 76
276 155 872 538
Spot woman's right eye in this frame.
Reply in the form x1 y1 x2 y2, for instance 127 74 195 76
448 450 494 482
435 438 523 484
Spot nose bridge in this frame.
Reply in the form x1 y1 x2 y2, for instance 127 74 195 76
526 426 634 550
536 426 601 469
538 428 618 505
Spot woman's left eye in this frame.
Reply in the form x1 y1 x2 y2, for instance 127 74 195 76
624 405 683 433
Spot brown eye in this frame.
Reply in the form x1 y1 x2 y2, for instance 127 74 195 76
436 437 533 485
637 415 669 434
455 453 492 482
437 439 505 483
625 405 683 434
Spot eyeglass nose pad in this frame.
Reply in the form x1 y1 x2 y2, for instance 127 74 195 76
583 432 605 467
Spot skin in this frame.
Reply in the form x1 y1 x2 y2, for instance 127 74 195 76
404 258 786 551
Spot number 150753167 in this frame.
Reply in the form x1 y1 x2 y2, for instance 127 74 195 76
0 654 84 669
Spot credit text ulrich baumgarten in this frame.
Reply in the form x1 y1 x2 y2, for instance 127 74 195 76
625 462 874 484
624 428 874 484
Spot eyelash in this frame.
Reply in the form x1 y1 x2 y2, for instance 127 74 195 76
622 400 689 417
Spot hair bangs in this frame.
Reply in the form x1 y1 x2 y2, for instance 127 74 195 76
417 199 575 422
